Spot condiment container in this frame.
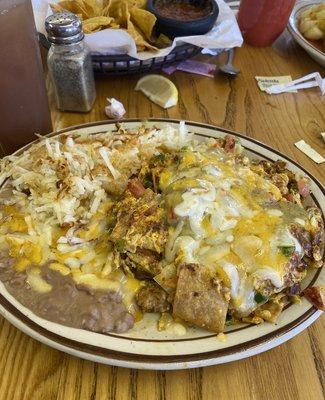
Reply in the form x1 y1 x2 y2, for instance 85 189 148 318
237 0 296 47
147 0 219 39
0 0 52 156
45 12 96 112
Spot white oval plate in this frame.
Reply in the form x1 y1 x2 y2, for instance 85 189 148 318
0 120 324 370
288 0 325 67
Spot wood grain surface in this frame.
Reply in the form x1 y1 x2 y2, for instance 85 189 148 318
0 30 324 400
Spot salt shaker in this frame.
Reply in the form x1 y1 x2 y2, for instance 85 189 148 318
45 12 96 112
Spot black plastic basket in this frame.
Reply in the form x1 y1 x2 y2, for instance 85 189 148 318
39 33 200 76
92 44 200 75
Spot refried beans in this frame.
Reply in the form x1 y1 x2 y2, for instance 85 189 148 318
0 257 134 333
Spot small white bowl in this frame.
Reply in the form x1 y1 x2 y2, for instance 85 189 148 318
288 0 325 67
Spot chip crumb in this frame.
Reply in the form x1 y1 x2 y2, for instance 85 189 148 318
157 312 173 331
242 316 264 324
168 322 187 336
217 332 227 342
290 295 302 304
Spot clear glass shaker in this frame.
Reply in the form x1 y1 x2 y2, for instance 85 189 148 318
45 12 96 113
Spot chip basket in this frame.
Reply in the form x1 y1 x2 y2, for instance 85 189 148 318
92 44 201 75
39 33 201 76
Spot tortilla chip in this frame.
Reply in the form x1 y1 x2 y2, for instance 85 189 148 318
155 33 172 48
82 16 114 33
51 1 89 19
127 19 158 52
130 8 156 40
81 0 102 18
50 4 64 13
84 26 102 33
102 0 112 17
51 0 160 52
107 0 129 27
127 0 147 9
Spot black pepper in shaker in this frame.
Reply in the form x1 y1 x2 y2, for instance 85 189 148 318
45 12 96 112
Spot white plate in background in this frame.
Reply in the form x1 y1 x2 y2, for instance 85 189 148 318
288 0 325 67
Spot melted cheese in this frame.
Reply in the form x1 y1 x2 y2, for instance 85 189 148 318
172 236 199 264
221 262 256 315
162 148 303 315
174 183 216 238
27 268 52 293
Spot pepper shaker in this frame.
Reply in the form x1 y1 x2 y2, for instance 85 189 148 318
45 12 96 112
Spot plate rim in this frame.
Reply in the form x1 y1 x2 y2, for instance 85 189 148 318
0 118 323 369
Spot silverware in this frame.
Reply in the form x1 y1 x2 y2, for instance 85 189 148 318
219 49 240 76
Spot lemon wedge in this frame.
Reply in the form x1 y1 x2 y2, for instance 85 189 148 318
135 74 178 108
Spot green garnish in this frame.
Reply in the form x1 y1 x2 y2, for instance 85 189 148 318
154 153 165 163
115 239 126 252
180 146 189 151
142 174 153 189
288 180 298 194
225 314 233 326
254 293 268 304
280 246 295 257
106 214 116 227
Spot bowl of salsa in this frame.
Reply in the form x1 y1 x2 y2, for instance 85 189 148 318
147 0 219 39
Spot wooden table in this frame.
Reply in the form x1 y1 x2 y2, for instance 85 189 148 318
1 30 324 400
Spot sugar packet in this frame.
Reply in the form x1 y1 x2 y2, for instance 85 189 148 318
163 60 216 77
255 76 297 92
295 140 325 164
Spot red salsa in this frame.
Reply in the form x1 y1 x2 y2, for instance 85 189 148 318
155 1 211 21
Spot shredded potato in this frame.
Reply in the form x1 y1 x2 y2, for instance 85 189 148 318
0 123 192 295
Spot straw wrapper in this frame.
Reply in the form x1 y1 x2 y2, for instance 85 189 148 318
266 73 325 95
31 0 243 61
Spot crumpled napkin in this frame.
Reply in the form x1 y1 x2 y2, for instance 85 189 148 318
31 0 243 60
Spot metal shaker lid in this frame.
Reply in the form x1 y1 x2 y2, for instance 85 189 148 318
45 12 84 45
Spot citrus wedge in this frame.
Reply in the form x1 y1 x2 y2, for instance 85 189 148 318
135 74 178 109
